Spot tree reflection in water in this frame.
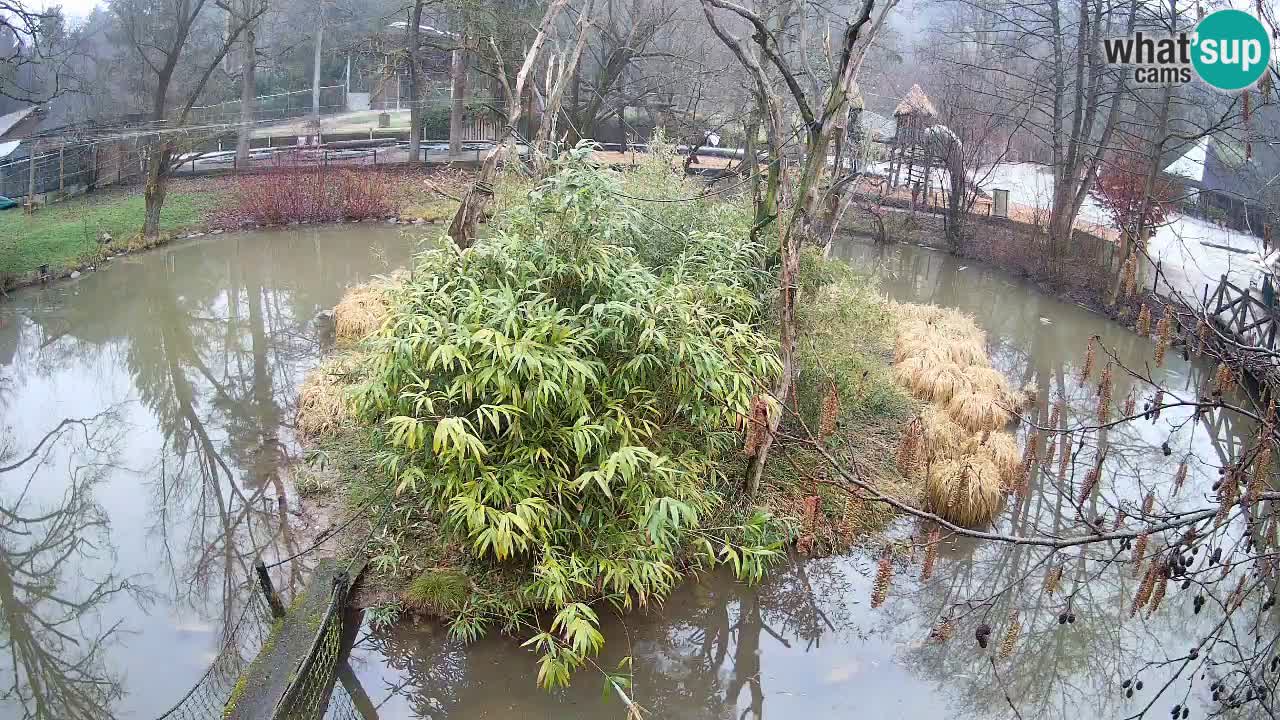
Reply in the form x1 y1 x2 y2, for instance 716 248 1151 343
0 410 141 719
0 228 415 718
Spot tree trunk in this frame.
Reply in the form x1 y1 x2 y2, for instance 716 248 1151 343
449 37 467 156
446 0 571 249
311 12 324 131
235 15 257 169
143 141 171 240
407 1 424 163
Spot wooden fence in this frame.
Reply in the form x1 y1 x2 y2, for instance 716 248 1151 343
1207 275 1280 351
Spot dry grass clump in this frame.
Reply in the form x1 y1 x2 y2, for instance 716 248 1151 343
921 405 967 461
892 356 972 403
963 432 1021 487
296 354 364 438
334 273 405 342
925 456 1004 527
947 390 1014 434
892 302 1019 527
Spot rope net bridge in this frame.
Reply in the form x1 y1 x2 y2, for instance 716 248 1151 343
153 518 388 719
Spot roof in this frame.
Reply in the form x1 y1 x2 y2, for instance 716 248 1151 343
894 84 936 117
1163 137 1207 181
860 110 895 140
0 105 39 140
0 140 19 160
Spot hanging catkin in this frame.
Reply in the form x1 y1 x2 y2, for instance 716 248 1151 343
1130 561 1157 617
1216 469 1238 527
872 545 893 608
998 610 1021 660
1082 337 1096 382
921 527 940 581
1058 432 1072 482
1173 461 1188 496
1136 304 1152 336
897 418 924 478
819 382 840 441
930 617 955 643
1122 252 1138 297
1213 364 1234 396
1043 564 1063 594
1098 363 1113 424
1147 567 1169 616
1154 307 1174 367
1078 467 1099 504
1132 532 1149 570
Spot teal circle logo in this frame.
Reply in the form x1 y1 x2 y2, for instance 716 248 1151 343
1192 9 1272 91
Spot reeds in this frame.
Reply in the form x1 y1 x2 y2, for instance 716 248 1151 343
334 276 401 342
926 456 1004 527
296 355 363 437
892 302 1018 527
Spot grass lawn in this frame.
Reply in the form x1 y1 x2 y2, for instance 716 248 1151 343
0 186 220 278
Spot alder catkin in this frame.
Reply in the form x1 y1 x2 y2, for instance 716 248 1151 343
1136 304 1152 336
1216 468 1239 527
1130 561 1157 617
1154 307 1174 367
1058 432 1072 482
1213 364 1234 396
1147 568 1169 616
1044 564 1063 594
872 545 893 608
897 418 923 478
1142 491 1155 516
1124 391 1136 417
819 382 840 441
1173 461 1188 496
1098 364 1113 424
1122 251 1138 298
1078 467 1099 504
1082 337 1097 382
930 617 955 643
921 527 940 581
1132 533 1150 570
998 610 1021 660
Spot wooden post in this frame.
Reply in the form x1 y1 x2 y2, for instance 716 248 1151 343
58 145 65 197
26 140 37 213
255 559 287 618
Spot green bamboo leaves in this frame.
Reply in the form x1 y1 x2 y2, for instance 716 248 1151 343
351 150 786 688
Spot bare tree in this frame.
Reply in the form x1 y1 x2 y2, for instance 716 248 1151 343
702 0 895 494
111 0 265 239
445 0 572 248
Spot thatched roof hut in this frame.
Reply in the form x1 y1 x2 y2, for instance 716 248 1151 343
894 84 937 119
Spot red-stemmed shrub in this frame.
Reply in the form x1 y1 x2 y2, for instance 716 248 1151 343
218 168 396 226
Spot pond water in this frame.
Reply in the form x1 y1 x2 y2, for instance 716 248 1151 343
0 225 417 719
341 238 1260 719
0 230 1259 719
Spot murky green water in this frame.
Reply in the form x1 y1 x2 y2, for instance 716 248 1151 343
0 231 1258 719
0 225 417 719
341 238 1258 719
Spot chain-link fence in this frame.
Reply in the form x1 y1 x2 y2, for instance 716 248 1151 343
153 592 277 720
190 86 348 126
271 571 351 720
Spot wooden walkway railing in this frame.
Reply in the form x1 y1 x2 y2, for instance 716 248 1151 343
1207 275 1280 351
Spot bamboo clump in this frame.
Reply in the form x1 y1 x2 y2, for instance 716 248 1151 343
891 302 1016 527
